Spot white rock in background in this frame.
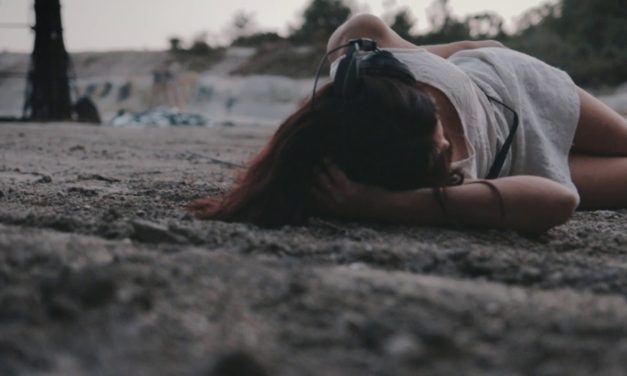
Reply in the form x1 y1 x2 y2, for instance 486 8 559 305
2 49 625 125
110 107 208 127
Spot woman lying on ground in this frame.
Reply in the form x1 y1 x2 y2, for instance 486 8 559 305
190 14 627 233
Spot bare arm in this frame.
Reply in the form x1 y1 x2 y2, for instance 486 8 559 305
312 164 578 233
423 40 505 58
328 14 505 61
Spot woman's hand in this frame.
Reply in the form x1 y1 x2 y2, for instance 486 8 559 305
311 166 577 232
310 161 391 220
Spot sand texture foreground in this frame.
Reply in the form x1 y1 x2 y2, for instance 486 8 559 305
2 123 627 375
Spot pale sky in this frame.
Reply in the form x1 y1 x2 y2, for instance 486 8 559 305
0 0 552 52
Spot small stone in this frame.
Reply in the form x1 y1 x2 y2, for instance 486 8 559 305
36 175 52 184
447 249 470 261
77 173 120 183
40 266 117 317
45 295 81 320
69 268 117 309
67 186 99 197
337 312 366 335
210 351 268 376
521 267 543 283
348 262 367 270
104 208 121 221
0 287 43 323
485 301 501 315
549 271 564 282
131 219 188 244
384 333 425 362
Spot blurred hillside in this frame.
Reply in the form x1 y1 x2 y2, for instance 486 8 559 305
0 49 312 124
1 0 625 122
228 0 627 88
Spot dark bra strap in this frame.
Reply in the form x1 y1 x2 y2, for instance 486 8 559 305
480 90 519 179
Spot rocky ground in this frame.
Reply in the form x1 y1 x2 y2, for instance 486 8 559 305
2 122 627 376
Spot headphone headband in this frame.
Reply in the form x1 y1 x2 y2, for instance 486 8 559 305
310 38 416 108
333 38 416 99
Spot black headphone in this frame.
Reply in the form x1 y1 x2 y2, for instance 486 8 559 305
312 38 416 105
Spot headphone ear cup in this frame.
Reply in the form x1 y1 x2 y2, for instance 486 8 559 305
333 45 362 99
333 45 415 99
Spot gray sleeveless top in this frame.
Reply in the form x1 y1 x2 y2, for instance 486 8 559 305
330 47 580 202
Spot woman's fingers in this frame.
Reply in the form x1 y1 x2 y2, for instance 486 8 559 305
312 160 357 209
310 185 328 204
313 170 341 201
310 185 340 213
324 160 351 189
313 166 348 205
314 170 335 192
313 160 357 204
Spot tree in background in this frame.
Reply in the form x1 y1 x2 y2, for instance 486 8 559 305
388 8 416 41
232 11 256 37
227 0 627 86
465 12 505 39
509 0 627 86
560 0 624 50
426 0 452 33
514 2 561 32
407 0 469 44
289 0 352 44
168 37 182 53
230 11 284 47
383 0 625 86
188 32 212 55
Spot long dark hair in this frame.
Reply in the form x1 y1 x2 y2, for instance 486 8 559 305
189 76 462 227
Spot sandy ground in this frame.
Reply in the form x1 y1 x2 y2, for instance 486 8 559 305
2 122 627 375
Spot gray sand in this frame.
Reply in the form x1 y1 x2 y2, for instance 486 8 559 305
2 122 627 375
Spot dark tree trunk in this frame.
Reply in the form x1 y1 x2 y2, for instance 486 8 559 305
23 0 72 121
